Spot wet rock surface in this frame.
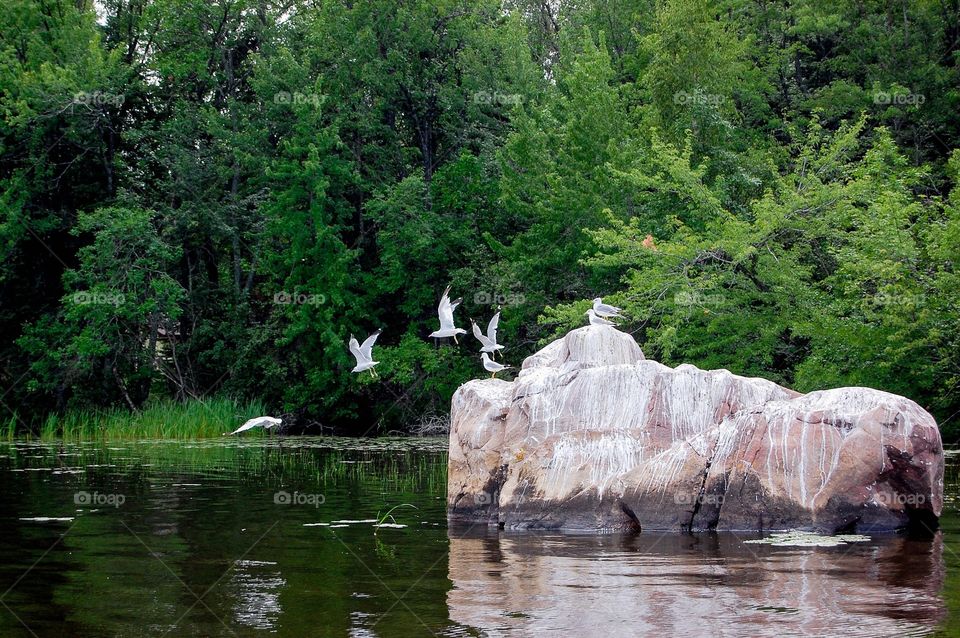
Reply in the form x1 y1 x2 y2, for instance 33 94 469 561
447 325 944 532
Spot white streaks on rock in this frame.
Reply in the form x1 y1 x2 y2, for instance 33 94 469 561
448 325 944 532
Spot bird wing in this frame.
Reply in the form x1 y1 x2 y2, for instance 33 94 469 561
437 286 456 329
482 355 503 372
437 285 451 313
486 310 501 343
360 329 381 360
472 321 493 347
349 335 367 364
595 299 622 315
229 416 268 435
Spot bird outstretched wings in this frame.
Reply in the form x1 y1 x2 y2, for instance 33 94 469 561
359 329 381 361
485 309 500 343
350 328 381 365
472 320 493 347
227 416 281 435
437 285 462 330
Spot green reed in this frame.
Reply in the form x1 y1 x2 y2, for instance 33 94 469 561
3 414 17 440
24 397 268 440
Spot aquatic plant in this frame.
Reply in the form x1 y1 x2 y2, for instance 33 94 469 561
0 437 449 495
374 503 418 534
3 414 17 440
20 397 268 440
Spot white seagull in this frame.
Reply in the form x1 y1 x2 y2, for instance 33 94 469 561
429 285 467 343
481 352 511 378
592 297 623 318
585 309 616 326
226 416 282 436
350 329 382 378
470 308 504 358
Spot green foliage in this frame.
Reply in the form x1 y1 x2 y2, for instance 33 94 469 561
0 0 958 438
553 120 959 435
18 206 184 408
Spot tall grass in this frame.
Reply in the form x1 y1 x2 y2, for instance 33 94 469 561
3 414 18 440
27 397 268 440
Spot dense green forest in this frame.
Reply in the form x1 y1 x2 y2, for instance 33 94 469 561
1 0 958 437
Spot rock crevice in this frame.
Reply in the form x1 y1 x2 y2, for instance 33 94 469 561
447 325 943 533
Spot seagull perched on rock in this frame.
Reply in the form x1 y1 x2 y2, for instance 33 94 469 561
350 329 382 378
592 297 623 319
471 308 504 358
585 309 616 326
429 285 467 343
226 416 281 436
481 352 511 378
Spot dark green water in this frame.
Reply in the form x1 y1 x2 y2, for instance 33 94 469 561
0 438 958 637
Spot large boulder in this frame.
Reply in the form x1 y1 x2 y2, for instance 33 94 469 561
447 325 944 533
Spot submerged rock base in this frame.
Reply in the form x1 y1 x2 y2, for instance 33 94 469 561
447 326 944 533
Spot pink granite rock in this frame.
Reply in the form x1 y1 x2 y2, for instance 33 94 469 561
447 325 944 532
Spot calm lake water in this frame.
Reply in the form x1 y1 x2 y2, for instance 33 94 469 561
0 437 958 637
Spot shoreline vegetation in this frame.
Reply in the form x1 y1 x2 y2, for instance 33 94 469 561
5 397 267 440
4 397 453 440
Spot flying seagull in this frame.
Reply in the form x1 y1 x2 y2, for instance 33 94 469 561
481 352 511 378
350 329 382 378
429 285 467 343
585 309 616 326
592 297 623 319
471 308 504 358
226 416 282 436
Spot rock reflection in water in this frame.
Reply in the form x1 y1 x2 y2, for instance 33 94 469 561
447 528 946 637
